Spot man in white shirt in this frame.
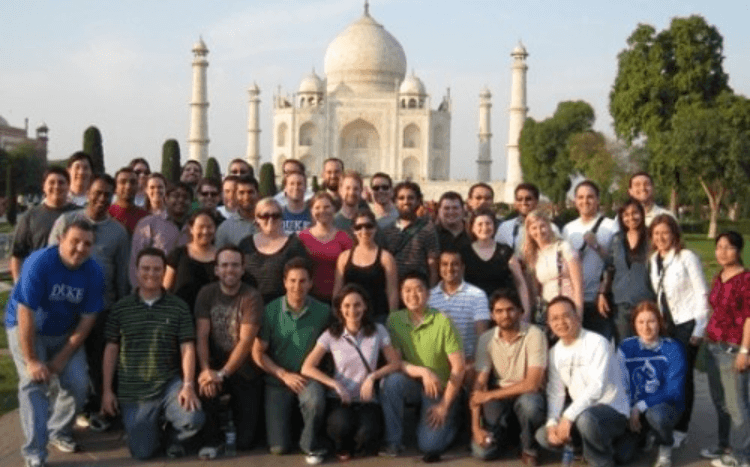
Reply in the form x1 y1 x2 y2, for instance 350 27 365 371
627 172 675 227
496 183 559 254
536 297 630 467
562 180 616 340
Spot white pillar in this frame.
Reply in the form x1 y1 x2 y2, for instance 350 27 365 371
188 38 209 165
476 87 492 182
246 83 261 170
504 42 528 203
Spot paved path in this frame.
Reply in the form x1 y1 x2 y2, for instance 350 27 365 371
0 373 718 467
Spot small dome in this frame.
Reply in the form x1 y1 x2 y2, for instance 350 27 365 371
480 86 491 98
0 115 8 127
193 37 208 54
400 72 426 95
324 12 406 93
512 42 528 57
248 82 260 93
298 70 324 94
37 123 49 132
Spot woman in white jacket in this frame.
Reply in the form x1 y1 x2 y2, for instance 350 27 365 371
648 214 710 449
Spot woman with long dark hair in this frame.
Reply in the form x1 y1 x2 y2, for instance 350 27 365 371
701 231 750 466
648 214 710 448
599 198 655 343
301 284 401 459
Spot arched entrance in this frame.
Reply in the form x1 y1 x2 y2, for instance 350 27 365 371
339 119 380 175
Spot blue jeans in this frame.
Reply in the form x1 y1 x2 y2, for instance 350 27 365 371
264 381 326 454
535 404 628 467
120 377 206 459
380 372 461 455
706 342 750 459
7 328 89 464
472 392 546 459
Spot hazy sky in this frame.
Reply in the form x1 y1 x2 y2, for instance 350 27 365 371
2 0 748 181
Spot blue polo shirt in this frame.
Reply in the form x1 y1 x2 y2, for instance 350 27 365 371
5 246 105 336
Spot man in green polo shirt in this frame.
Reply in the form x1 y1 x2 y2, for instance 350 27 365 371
251 257 330 465
380 270 465 462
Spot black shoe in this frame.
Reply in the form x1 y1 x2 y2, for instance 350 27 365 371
423 452 441 463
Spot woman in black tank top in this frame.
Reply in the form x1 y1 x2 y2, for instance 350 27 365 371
334 210 399 322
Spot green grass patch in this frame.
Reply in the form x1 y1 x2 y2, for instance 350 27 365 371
0 223 13 234
684 233 750 284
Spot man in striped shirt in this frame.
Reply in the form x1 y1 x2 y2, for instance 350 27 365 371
101 247 204 460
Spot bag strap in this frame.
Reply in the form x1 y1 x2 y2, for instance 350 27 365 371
578 216 605 254
343 335 372 374
392 218 428 256
557 242 564 296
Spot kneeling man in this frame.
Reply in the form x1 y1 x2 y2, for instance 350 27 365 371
101 247 204 460
470 288 547 464
536 296 629 467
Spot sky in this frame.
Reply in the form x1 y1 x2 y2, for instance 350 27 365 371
1 0 748 181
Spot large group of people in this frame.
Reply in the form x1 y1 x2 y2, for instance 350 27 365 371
4 151 749 467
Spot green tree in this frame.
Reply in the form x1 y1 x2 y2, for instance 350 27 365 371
206 157 221 179
609 15 730 212
311 175 320 192
8 142 46 196
568 131 621 209
519 100 595 207
161 139 181 184
258 162 277 198
5 164 16 225
83 126 105 174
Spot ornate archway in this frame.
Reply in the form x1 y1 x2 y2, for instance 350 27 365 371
339 119 380 175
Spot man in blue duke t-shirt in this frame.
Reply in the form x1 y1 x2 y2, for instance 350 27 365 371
5 218 104 467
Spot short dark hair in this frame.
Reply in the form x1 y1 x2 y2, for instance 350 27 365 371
283 256 313 280
167 181 195 200
283 159 306 175
136 247 167 267
182 160 203 173
514 183 540 201
628 171 653 188
62 217 94 236
67 151 93 170
222 174 240 185
89 173 115 191
370 172 393 187
489 288 523 311
393 181 423 202
439 247 463 264
229 158 254 177
400 270 429 290
114 166 135 181
468 207 498 239
438 191 464 209
43 166 71 184
323 157 344 171
574 180 600 198
188 208 218 229
197 177 221 193
128 158 150 172
216 245 245 264
236 175 259 191
330 284 376 338
546 295 578 316
468 182 494 200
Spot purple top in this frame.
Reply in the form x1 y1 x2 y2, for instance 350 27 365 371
317 323 391 401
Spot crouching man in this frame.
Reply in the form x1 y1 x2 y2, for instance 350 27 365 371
101 247 204 460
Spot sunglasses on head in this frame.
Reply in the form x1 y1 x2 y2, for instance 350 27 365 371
257 212 282 220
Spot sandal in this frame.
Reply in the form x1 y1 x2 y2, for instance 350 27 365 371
199 445 220 460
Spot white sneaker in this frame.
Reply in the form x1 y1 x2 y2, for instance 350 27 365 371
672 431 687 449
653 456 672 467
712 454 740 467
305 450 326 465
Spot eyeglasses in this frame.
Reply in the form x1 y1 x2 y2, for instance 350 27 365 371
134 170 149 176
230 169 249 175
371 185 391 192
257 212 282 220
516 196 535 202
199 191 219 197
353 222 375 231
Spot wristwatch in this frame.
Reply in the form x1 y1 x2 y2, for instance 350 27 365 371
217 369 228 380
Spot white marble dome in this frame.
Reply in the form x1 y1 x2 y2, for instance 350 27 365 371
324 11 406 93
0 115 8 127
299 70 324 94
399 72 425 95
512 42 528 56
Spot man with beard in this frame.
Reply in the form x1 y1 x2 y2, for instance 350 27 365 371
435 192 471 253
333 171 364 235
320 158 344 210
108 167 149 237
470 288 547 464
369 172 398 228
195 246 263 457
49 174 130 430
215 175 260 249
381 181 440 286
128 182 193 287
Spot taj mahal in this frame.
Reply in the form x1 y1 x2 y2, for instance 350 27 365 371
187 2 528 203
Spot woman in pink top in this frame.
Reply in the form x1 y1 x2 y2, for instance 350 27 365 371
299 192 353 302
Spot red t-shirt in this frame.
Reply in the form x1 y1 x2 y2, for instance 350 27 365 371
108 203 149 237
298 229 353 301
707 270 750 345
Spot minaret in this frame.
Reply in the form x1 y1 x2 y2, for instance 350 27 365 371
188 37 209 165
246 83 261 170
504 42 528 203
476 87 492 182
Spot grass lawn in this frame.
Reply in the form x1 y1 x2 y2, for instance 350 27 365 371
0 290 17 416
684 233 750 283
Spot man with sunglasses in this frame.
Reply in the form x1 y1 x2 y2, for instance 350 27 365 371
196 178 225 225
370 172 398 228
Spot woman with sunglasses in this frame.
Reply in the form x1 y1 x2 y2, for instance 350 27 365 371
144 173 167 217
463 208 531 319
163 208 218 312
333 210 398 323
299 192 354 303
238 198 308 304
301 284 401 460
701 231 750 466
